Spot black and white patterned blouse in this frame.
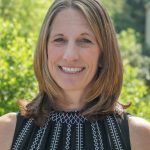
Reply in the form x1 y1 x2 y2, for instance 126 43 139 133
11 111 131 150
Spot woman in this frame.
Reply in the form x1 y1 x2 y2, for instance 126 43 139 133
0 0 150 149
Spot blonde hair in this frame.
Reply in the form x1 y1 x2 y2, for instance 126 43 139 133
19 0 125 125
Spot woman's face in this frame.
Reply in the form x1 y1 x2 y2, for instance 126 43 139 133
47 8 100 95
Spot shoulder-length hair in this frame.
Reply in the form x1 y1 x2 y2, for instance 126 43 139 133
18 0 127 126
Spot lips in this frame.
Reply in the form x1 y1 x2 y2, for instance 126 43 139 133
58 66 85 74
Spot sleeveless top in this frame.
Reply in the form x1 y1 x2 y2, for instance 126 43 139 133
11 111 131 150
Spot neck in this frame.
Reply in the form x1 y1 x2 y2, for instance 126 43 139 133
55 90 86 111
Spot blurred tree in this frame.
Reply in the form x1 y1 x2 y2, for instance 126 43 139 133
121 64 150 121
118 28 150 87
0 18 38 114
101 0 150 88
101 0 149 45
0 0 52 36
114 0 146 42
118 28 150 121
101 0 124 17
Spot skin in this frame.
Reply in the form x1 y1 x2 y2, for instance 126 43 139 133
47 8 100 110
0 113 16 150
0 8 150 150
129 117 150 150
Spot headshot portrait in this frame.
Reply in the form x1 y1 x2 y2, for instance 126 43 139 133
0 0 150 150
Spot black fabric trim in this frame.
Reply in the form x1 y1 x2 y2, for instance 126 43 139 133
115 112 131 150
10 112 20 148
10 112 29 149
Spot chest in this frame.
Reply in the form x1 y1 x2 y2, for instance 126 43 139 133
11 113 130 150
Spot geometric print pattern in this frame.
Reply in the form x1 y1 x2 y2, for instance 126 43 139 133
91 122 104 150
76 123 83 150
11 111 127 150
12 118 33 150
106 115 124 150
49 123 62 150
49 111 87 124
65 124 72 150
29 114 51 150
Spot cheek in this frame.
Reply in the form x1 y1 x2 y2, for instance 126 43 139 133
47 46 62 64
83 49 100 68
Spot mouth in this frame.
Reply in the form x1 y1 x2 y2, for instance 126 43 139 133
58 66 85 74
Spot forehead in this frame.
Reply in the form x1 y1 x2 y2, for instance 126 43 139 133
50 8 94 35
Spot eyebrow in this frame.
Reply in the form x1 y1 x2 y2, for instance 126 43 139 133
80 33 90 36
52 34 64 38
80 32 95 39
51 32 94 39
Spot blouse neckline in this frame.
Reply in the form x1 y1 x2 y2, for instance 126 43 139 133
48 110 87 124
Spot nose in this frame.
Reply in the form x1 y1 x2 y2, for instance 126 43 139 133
63 41 79 62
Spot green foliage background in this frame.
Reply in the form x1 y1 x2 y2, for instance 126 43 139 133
0 0 150 121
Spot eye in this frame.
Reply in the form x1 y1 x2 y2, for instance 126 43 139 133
54 38 65 43
81 39 92 43
77 38 93 47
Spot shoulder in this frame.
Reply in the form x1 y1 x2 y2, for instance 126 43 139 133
0 112 17 150
0 112 17 122
128 116 150 150
0 112 17 129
